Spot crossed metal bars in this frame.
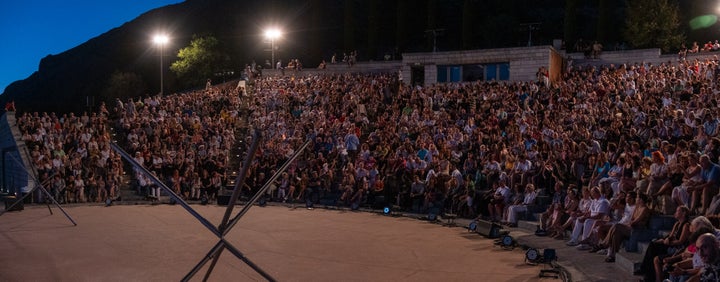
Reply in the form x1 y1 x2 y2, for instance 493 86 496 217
111 130 310 281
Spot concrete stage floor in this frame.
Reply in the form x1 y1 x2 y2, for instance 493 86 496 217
0 204 546 281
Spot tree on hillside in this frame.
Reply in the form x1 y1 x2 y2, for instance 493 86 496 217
102 71 146 105
170 35 230 89
624 0 684 52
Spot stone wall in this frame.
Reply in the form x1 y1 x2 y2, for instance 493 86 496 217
259 46 719 87
403 45 554 85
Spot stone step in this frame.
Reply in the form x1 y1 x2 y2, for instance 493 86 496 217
518 219 538 233
616 251 643 274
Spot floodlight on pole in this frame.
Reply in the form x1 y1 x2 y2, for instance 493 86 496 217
264 28 282 69
153 34 169 95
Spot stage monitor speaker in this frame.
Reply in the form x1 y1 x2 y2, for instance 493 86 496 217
4 196 24 211
217 195 231 206
476 219 501 238
372 196 386 209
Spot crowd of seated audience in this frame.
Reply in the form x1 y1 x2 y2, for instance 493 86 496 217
678 40 720 60
9 46 720 280
15 105 123 204
236 56 720 280
111 87 241 202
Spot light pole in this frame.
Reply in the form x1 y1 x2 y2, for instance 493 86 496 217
153 34 169 95
264 28 282 69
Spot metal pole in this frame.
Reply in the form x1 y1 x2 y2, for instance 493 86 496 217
110 143 221 238
202 130 261 281
192 138 308 282
223 139 311 235
271 39 275 69
159 43 164 95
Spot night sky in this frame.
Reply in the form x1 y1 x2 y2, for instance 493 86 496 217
0 0 184 93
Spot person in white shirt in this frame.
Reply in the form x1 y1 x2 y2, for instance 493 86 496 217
567 186 610 246
488 179 511 222
504 184 538 226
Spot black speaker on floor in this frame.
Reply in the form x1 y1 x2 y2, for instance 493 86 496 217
476 219 501 238
4 196 23 211
372 196 386 209
217 195 231 206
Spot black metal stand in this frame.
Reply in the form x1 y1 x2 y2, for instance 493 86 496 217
0 153 77 226
111 131 311 282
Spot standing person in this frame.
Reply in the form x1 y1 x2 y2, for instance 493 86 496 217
592 41 603 59
409 175 425 213
306 171 321 208
96 177 107 202
74 174 85 203
51 174 66 203
278 172 290 202
208 171 222 201
344 127 360 161
190 172 202 200
86 175 98 203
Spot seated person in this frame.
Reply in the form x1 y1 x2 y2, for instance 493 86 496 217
566 186 610 247
636 205 691 281
549 187 584 240
487 179 511 222
504 183 537 226
595 193 651 263
537 182 567 232
659 226 713 282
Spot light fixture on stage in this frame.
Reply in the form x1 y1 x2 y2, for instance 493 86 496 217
538 248 561 278
426 207 439 221
105 198 113 207
525 248 540 263
467 220 478 232
383 206 402 217
496 234 517 249
200 195 208 205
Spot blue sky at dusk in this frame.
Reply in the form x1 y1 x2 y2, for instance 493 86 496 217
0 0 184 94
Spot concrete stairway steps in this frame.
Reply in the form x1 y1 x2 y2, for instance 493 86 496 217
616 251 643 274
